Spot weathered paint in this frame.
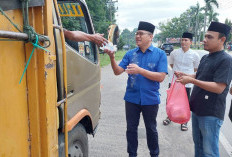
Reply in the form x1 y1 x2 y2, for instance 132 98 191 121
0 0 58 156
0 9 30 157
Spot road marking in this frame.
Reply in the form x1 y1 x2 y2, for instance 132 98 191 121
220 132 232 157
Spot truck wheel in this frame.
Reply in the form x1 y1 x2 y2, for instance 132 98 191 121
68 123 88 157
59 123 88 157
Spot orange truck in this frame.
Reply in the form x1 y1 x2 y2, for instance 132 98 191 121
0 0 118 156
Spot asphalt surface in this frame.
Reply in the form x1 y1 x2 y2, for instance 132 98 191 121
89 62 194 157
88 51 232 157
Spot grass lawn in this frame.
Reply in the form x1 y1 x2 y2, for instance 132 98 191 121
99 50 126 67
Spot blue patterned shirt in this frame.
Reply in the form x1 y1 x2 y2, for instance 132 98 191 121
119 44 168 105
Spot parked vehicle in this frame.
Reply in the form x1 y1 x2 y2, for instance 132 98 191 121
161 43 174 55
227 43 232 51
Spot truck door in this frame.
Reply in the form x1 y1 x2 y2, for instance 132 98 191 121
54 0 101 132
53 0 101 156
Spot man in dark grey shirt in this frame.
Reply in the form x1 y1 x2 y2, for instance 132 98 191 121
175 21 232 157
229 87 232 122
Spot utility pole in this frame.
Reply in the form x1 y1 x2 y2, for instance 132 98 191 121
194 11 199 49
107 0 118 24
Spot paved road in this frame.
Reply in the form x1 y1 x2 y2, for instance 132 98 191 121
89 64 194 157
88 50 232 157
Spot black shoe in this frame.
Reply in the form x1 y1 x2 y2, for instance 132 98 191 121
181 123 188 131
163 117 171 125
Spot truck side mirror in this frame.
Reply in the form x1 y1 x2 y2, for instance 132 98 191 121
107 24 119 46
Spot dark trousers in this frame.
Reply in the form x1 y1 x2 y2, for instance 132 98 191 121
125 101 159 157
229 100 232 122
186 87 191 101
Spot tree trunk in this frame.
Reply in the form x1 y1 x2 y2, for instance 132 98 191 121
203 5 208 38
194 13 199 49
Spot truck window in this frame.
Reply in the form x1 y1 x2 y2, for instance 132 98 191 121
58 1 97 63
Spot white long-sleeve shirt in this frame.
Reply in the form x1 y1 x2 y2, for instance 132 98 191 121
169 48 200 88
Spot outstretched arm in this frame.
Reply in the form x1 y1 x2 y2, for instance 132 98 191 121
63 29 108 47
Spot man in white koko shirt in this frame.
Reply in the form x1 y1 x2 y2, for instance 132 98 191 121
163 32 200 131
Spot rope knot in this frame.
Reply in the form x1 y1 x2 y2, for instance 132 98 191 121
23 25 37 43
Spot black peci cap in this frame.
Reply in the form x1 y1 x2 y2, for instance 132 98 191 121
138 21 155 34
182 32 193 40
208 21 231 37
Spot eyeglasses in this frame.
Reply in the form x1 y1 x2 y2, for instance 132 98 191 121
135 32 152 36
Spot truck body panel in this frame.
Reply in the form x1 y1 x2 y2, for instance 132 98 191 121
0 0 102 156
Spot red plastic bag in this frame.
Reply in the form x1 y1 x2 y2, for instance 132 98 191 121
166 78 190 124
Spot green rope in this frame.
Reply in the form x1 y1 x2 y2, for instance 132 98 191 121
0 3 50 47
0 7 22 32
0 1 51 84
19 35 50 84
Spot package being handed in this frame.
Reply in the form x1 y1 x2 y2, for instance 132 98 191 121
100 42 117 52
166 79 190 124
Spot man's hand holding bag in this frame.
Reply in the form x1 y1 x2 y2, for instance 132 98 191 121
166 78 191 124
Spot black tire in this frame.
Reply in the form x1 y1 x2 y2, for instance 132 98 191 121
59 123 88 157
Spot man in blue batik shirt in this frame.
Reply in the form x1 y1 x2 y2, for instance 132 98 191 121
104 21 168 157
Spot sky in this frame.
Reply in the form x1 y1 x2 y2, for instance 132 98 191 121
115 0 232 32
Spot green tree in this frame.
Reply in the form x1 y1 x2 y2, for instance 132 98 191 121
225 19 232 43
105 0 117 24
153 33 161 43
207 9 219 23
117 36 125 50
189 3 205 47
203 0 219 34
158 12 191 42
120 28 137 49
157 3 208 47
85 0 117 37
